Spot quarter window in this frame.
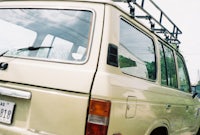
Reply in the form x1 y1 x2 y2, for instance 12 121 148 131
119 19 156 80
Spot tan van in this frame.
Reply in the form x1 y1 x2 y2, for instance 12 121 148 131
0 0 199 135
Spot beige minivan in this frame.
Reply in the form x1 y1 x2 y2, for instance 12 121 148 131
0 0 199 135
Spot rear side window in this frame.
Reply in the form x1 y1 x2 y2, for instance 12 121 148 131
159 42 177 88
119 19 156 80
177 54 190 92
0 9 93 63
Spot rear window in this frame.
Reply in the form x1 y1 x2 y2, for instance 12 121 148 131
0 9 93 63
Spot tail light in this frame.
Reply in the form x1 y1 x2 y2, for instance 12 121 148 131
86 99 111 135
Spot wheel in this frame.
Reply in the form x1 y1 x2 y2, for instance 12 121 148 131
196 128 200 135
150 127 168 135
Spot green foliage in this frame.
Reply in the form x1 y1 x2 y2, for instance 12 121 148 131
146 62 156 80
119 55 136 68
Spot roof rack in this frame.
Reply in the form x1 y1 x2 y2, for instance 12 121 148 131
114 0 182 46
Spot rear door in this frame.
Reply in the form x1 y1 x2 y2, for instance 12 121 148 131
0 1 104 135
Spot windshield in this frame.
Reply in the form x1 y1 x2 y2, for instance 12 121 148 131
0 9 93 62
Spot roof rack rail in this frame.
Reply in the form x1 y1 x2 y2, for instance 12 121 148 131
114 0 182 46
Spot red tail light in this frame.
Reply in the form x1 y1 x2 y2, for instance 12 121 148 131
86 99 111 135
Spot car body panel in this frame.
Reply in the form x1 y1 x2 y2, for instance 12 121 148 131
0 1 104 135
0 0 199 135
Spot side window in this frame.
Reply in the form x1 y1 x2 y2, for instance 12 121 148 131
119 19 156 80
159 42 177 88
177 54 190 92
159 43 167 85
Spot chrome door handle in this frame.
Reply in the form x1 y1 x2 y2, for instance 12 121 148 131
0 87 31 99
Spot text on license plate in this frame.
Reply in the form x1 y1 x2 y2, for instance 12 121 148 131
0 100 15 124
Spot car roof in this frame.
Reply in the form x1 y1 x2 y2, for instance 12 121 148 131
0 0 182 48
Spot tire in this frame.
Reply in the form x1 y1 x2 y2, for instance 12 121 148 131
150 127 168 135
196 128 200 135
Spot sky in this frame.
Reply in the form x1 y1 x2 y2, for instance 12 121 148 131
142 0 200 85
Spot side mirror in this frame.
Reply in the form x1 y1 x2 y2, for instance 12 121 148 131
192 92 198 98
191 85 200 98
191 86 197 98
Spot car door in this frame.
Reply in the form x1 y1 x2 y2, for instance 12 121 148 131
159 42 186 132
176 53 199 132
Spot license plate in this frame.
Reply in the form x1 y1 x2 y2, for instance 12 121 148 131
0 100 15 124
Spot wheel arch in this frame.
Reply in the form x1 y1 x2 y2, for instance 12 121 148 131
150 127 168 135
144 119 170 135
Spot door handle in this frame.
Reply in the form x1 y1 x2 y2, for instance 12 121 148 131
166 104 171 109
186 105 189 111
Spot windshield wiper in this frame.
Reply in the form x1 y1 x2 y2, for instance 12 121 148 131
0 50 9 57
0 46 52 57
17 46 52 51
